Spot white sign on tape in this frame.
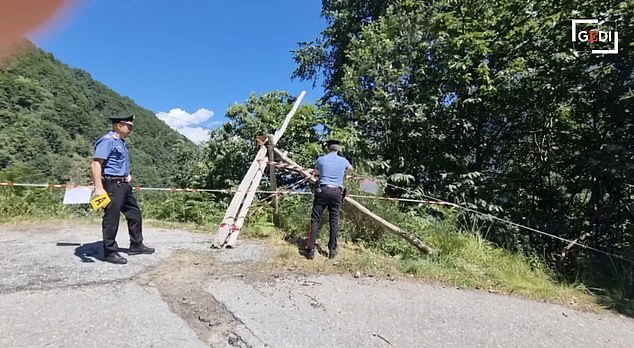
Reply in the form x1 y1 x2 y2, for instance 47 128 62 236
359 179 379 195
63 186 94 204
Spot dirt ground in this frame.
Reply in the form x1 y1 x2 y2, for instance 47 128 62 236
145 246 272 347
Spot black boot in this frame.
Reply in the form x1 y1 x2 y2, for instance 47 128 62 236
328 249 337 259
104 251 127 264
128 243 155 255
301 248 314 260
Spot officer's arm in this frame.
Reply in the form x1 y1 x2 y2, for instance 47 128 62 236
310 168 319 182
312 159 321 180
91 159 105 193
92 138 112 194
347 159 354 172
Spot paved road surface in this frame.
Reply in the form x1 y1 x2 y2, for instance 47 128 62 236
0 222 632 348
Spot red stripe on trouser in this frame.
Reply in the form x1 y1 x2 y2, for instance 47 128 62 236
306 223 312 249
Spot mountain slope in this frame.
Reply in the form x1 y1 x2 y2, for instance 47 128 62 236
0 40 195 186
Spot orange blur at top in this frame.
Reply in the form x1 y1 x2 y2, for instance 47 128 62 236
0 0 73 58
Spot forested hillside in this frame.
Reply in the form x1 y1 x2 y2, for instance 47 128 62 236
0 40 195 186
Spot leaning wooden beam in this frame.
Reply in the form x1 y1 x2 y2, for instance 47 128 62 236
214 91 306 248
224 156 267 247
213 146 268 247
273 147 433 255
343 198 433 254
271 92 304 143
272 148 314 178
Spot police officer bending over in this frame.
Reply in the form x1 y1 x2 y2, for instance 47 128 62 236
92 115 154 265
304 139 354 260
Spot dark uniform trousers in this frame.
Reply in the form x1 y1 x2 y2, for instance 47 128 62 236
102 178 143 255
308 185 343 252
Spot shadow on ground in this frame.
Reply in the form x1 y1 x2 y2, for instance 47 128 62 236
70 241 104 263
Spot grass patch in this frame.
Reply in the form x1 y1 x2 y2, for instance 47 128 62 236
241 198 601 313
256 230 599 312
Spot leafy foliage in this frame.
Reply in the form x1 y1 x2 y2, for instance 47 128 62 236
137 191 226 226
294 0 634 300
177 91 327 191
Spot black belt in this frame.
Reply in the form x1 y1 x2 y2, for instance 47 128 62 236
103 176 128 183
319 184 341 190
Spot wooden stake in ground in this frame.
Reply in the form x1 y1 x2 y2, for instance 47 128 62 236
213 91 306 248
267 134 280 226
273 147 433 255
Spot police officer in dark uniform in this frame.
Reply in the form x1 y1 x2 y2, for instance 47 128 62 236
304 140 354 260
92 114 154 264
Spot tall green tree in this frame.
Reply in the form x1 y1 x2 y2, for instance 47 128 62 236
293 0 633 289
190 91 325 191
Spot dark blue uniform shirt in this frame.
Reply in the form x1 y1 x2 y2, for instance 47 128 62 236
93 131 130 176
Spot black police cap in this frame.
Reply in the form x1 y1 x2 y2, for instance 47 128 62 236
108 114 135 124
325 139 341 147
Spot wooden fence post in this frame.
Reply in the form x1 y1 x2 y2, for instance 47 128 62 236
267 134 280 226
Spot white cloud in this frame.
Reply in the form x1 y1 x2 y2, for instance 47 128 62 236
156 108 214 144
178 126 212 144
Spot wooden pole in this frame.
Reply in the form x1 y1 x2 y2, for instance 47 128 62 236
213 146 267 247
273 147 433 255
272 91 306 143
225 148 268 247
267 134 280 226
214 91 306 248
343 198 433 254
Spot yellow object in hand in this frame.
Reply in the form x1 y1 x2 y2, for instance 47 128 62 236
90 192 111 210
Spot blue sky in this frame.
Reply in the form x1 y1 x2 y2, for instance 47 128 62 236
28 0 326 143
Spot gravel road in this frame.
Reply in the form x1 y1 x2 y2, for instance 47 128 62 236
0 222 632 348
0 222 209 348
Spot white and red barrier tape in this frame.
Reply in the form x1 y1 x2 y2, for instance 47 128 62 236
0 182 312 195
0 181 456 205
1 182 71 188
3 180 632 262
